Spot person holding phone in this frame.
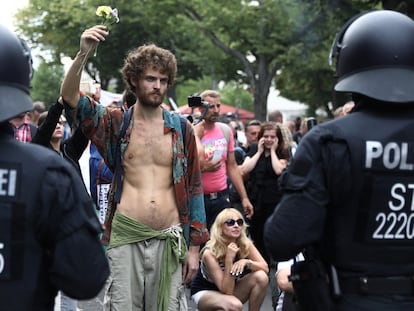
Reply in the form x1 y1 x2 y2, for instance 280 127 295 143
240 121 289 264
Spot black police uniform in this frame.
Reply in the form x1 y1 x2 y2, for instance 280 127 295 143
264 9 414 311
0 124 109 311
264 101 414 310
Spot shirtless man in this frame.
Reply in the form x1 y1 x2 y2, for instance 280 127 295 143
61 25 208 311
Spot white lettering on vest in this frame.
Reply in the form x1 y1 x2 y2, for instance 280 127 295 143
365 141 414 170
373 182 414 240
0 169 17 196
388 183 414 211
0 243 4 274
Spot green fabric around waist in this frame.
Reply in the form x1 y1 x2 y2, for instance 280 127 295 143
109 212 187 311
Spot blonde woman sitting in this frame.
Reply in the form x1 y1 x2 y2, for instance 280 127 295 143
191 208 269 311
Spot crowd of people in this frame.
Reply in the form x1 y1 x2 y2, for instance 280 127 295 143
2 8 414 311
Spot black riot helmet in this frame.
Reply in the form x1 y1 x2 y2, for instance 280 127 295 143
329 10 414 103
0 24 34 123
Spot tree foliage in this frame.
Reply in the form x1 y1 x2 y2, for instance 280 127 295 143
16 0 223 92
16 0 414 120
30 60 64 108
275 0 414 117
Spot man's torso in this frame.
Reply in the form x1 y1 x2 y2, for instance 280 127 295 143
116 116 179 230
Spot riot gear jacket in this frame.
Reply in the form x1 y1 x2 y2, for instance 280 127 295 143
0 130 109 310
264 101 414 276
264 101 414 311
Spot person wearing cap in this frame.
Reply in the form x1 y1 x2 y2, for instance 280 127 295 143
0 24 109 310
264 10 414 310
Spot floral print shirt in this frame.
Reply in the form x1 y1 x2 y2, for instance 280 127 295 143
65 96 208 247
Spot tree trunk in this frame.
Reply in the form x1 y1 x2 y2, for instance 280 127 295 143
252 55 278 122
253 82 270 122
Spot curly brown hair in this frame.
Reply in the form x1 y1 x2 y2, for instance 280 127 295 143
121 43 177 93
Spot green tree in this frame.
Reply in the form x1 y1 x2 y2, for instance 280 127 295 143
16 0 338 119
176 78 253 112
147 0 414 118
30 61 64 108
220 81 254 112
142 0 366 120
276 0 414 116
15 0 212 92
16 0 414 120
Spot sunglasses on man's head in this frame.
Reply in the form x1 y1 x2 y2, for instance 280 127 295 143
224 218 244 227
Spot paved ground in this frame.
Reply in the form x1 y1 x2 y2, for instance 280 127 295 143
55 279 276 310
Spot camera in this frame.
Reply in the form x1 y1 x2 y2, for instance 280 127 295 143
187 94 211 125
187 94 210 108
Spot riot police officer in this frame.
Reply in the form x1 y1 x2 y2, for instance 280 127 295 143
0 25 109 310
264 10 414 311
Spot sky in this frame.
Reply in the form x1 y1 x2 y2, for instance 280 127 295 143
1 0 29 31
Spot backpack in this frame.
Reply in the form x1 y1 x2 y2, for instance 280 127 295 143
217 122 231 146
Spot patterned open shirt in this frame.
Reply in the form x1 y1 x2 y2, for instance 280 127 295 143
65 96 209 247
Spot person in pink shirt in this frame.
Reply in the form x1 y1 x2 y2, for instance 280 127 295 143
194 90 253 229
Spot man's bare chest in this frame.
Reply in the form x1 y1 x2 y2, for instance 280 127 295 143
125 126 173 166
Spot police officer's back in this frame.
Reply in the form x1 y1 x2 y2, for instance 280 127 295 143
264 10 414 310
0 25 109 310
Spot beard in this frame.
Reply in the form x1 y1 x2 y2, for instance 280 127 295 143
206 113 219 123
136 89 165 108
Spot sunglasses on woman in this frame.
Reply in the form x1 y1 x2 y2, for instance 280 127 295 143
224 218 244 227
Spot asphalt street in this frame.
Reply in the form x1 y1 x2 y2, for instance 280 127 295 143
55 282 275 310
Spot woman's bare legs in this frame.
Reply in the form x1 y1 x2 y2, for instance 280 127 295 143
197 291 243 311
234 270 269 311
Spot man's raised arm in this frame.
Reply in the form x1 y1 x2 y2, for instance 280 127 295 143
60 25 108 108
